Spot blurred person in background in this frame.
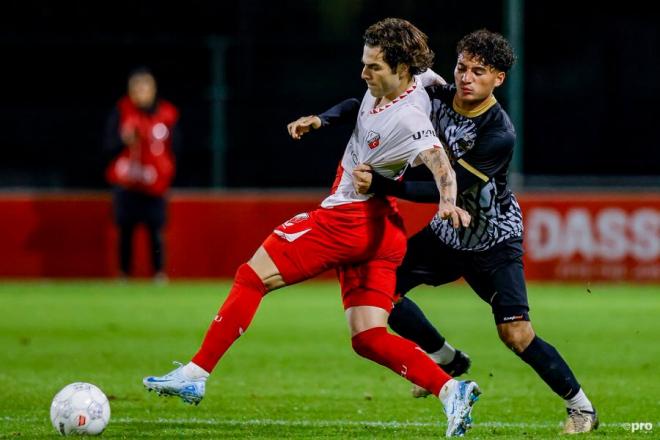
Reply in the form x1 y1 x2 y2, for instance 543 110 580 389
103 67 181 282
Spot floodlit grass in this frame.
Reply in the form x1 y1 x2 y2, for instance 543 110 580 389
0 280 658 438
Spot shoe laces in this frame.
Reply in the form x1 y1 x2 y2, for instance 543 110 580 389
161 361 184 379
566 408 594 431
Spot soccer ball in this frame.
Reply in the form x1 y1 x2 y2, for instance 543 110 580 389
50 382 111 436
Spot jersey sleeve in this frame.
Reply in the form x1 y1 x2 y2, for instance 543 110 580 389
369 172 439 203
416 69 446 88
317 98 361 127
398 107 442 166
456 128 515 184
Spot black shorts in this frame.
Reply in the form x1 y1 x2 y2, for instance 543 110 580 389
396 225 529 324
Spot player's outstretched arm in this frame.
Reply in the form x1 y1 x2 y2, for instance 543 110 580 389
318 98 360 127
353 165 441 202
418 148 471 228
287 98 361 140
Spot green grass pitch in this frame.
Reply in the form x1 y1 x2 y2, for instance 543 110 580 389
0 281 658 438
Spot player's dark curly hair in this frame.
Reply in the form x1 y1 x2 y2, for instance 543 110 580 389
456 29 515 72
363 18 434 75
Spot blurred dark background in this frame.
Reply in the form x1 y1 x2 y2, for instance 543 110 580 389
1 0 658 189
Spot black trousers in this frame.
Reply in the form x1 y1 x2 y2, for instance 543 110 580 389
113 188 166 275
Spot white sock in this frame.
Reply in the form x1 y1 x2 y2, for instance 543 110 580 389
182 362 210 380
428 342 456 365
565 388 593 412
438 379 458 407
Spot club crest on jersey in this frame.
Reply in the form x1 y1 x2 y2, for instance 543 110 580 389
366 131 381 149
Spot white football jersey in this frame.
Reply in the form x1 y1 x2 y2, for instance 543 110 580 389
322 80 441 208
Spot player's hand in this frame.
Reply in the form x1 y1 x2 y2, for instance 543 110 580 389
287 115 322 140
439 203 471 229
352 164 373 194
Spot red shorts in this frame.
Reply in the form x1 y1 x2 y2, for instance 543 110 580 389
262 199 407 312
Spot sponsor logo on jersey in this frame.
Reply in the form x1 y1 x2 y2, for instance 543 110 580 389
366 131 380 149
412 129 437 140
502 315 524 322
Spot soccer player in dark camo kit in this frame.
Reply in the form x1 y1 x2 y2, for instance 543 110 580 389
339 29 597 434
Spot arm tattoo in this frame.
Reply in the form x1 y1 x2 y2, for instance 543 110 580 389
419 148 457 205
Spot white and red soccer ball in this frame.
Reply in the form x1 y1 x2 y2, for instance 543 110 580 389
50 382 110 436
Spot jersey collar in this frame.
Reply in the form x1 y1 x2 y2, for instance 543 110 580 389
370 83 417 114
452 94 497 118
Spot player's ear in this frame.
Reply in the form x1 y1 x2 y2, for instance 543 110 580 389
494 71 506 88
397 63 410 78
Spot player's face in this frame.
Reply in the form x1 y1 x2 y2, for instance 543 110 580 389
128 74 157 109
454 52 505 107
360 45 406 100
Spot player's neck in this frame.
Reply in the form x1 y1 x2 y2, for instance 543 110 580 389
378 77 415 106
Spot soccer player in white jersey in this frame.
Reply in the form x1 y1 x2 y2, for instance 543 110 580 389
144 18 480 437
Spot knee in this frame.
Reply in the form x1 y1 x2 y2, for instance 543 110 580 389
235 263 268 296
498 321 535 353
351 327 385 358
351 334 367 357
247 247 285 292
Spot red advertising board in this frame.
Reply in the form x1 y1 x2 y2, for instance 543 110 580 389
520 193 659 282
0 191 657 281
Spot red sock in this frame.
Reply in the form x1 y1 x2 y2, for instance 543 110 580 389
192 264 266 373
351 327 451 396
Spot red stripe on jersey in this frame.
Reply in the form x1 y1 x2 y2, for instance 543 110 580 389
329 162 344 195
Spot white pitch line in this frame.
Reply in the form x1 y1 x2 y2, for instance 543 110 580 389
122 418 562 428
112 418 641 429
2 415 651 429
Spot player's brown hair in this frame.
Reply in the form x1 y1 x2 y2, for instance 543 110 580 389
363 18 434 76
457 29 516 72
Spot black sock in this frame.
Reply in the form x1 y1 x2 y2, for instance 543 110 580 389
388 297 446 353
517 336 581 399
